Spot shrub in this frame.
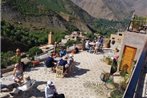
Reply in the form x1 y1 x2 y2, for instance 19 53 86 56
27 46 43 58
65 40 80 47
1 51 15 68
110 89 123 98
53 32 68 43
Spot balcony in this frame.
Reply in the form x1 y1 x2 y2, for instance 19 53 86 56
128 16 147 34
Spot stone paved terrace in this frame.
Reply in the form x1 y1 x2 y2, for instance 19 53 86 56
1 51 112 98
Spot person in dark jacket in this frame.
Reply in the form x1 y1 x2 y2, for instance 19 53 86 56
45 53 57 72
58 56 68 72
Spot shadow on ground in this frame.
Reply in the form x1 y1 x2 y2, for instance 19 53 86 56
14 81 46 98
71 66 90 77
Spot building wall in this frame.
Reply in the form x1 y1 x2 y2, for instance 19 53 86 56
123 40 147 98
119 31 147 68
110 32 124 43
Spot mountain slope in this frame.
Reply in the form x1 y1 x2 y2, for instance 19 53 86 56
71 0 147 20
2 0 95 32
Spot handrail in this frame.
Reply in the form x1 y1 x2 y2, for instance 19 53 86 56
123 50 147 98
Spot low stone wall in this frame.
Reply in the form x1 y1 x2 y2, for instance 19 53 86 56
1 65 15 74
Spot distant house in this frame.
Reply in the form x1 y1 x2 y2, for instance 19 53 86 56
110 32 124 50
61 31 86 44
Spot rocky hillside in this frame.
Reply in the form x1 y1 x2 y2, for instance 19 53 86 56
2 0 95 32
71 0 147 20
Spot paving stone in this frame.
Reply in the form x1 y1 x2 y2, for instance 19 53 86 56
1 51 112 98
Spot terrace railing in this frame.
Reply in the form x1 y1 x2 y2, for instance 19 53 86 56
123 47 147 98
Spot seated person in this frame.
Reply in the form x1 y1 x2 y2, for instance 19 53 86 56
10 75 32 96
52 51 57 58
45 80 57 98
59 48 67 57
85 40 90 50
13 60 24 84
72 46 79 54
58 56 68 72
45 53 57 68
74 47 79 53
67 54 74 65
67 54 74 73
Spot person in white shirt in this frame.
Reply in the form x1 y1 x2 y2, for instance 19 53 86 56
10 75 32 96
94 40 100 54
85 40 90 50
45 80 57 98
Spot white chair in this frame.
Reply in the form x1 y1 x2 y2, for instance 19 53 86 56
22 80 36 98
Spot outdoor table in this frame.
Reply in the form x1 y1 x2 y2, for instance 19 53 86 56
89 42 96 46
54 57 61 61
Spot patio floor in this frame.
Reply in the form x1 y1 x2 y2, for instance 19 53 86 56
1 51 112 98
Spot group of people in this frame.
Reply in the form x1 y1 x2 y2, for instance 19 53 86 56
12 48 24 84
85 36 104 54
10 48 66 98
10 38 119 97
9 49 34 97
45 51 74 74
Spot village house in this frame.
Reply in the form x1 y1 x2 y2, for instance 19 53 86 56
119 15 147 74
61 31 85 44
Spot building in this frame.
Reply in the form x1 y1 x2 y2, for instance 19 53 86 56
119 16 147 74
61 31 86 44
110 32 124 50
120 15 147 98
110 32 124 44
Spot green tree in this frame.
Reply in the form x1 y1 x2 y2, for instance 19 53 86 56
53 32 68 43
1 51 15 68
27 46 43 58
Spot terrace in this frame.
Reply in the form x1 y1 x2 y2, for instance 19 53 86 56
128 15 147 34
1 51 113 98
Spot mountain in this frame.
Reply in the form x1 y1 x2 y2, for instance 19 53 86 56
1 0 95 32
2 0 98 51
71 0 147 20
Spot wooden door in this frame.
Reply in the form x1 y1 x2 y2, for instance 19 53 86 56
120 46 137 73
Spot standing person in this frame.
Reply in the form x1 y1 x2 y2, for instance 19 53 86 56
99 36 104 49
94 40 99 54
45 81 57 98
13 60 24 84
110 48 119 75
85 40 90 51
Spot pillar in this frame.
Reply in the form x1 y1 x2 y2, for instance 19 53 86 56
48 32 53 45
